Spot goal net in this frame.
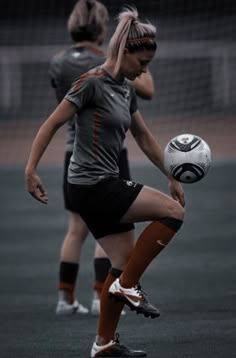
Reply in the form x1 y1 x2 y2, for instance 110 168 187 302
0 0 235 165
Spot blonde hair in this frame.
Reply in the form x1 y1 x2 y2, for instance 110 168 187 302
68 0 109 43
107 7 157 75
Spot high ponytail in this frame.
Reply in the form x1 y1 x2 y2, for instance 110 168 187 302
107 7 156 75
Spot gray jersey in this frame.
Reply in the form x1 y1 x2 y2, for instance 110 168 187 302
65 66 138 185
49 46 106 152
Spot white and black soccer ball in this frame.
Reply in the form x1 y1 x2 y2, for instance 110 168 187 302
164 134 212 183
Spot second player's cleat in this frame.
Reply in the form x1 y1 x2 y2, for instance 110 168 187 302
91 333 147 357
108 279 160 319
56 300 89 315
91 298 101 315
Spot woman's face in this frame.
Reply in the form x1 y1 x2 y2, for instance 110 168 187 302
120 49 156 80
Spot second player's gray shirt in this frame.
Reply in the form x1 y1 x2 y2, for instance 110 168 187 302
65 66 138 185
49 46 106 152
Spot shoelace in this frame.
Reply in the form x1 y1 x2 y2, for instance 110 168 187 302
135 282 147 301
114 332 120 344
113 333 129 352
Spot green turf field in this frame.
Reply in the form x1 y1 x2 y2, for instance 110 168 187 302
0 162 236 357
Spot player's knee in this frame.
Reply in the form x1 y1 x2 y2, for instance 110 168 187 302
171 201 185 221
67 226 88 242
110 249 132 271
178 204 185 221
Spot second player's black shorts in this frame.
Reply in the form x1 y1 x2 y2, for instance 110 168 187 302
67 177 143 239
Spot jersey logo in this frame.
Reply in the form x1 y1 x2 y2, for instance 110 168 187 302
72 53 81 58
125 180 137 188
124 89 130 101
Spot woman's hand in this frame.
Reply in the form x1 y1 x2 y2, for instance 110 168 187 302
169 179 185 207
25 172 48 204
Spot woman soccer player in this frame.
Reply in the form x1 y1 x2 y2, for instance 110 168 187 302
49 0 155 316
25 6 185 357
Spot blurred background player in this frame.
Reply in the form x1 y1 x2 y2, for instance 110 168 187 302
49 0 155 316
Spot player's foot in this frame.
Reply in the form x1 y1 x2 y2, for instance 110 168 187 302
109 279 160 319
91 333 146 357
56 299 89 315
91 297 126 316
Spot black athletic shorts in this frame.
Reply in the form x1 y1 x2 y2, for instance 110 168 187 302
63 148 131 211
118 147 131 181
67 177 143 239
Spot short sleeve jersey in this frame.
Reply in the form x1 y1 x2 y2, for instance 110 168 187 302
65 66 138 185
49 46 106 152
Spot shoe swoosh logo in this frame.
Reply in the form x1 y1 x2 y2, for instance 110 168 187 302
157 240 166 247
120 291 141 307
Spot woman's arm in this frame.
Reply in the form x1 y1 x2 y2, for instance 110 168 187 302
130 110 185 206
132 69 155 100
130 110 166 174
25 99 77 203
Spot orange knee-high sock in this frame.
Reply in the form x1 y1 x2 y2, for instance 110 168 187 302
98 269 125 344
121 218 183 288
93 281 104 298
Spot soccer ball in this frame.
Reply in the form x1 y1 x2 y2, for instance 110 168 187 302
164 134 212 183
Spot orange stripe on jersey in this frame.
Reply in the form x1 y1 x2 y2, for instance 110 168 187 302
71 70 105 93
54 47 67 58
71 72 90 93
93 111 101 160
86 46 105 55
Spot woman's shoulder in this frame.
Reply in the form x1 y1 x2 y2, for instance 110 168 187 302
87 65 106 79
68 65 105 96
76 65 106 87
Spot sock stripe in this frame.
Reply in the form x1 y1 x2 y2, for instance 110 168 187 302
159 217 183 232
109 267 123 278
58 282 74 291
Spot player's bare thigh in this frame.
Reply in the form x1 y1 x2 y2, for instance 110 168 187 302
121 185 184 223
68 211 88 238
97 230 135 270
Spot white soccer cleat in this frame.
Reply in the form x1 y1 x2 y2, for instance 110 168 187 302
56 299 89 315
91 338 117 357
91 298 100 315
109 279 160 318
76 301 89 314
90 333 146 357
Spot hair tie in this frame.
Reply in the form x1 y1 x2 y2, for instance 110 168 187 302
126 36 154 43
